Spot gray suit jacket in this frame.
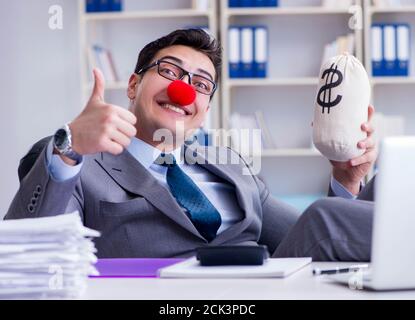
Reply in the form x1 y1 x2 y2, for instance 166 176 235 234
5 138 301 258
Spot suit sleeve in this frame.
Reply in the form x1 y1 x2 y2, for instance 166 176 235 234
255 176 301 254
4 139 84 221
328 176 375 202
357 176 375 201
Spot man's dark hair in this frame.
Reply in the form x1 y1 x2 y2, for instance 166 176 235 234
134 29 222 83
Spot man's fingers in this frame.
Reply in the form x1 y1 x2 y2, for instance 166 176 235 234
109 129 132 149
361 122 374 135
105 139 124 155
358 137 375 149
111 116 137 138
350 149 377 167
90 68 106 102
368 104 375 122
112 105 137 125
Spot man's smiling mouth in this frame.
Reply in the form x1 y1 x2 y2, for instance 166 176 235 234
157 101 191 116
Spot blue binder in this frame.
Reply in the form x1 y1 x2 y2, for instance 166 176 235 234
86 0 98 12
268 0 278 6
229 0 240 7
98 0 111 12
253 26 268 78
371 24 383 77
396 24 410 76
255 0 268 6
110 0 123 11
240 0 254 7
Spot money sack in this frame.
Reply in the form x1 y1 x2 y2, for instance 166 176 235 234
312 53 371 162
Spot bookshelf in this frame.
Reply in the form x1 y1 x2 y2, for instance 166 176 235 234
78 0 220 131
220 0 364 198
364 0 415 137
76 0 415 207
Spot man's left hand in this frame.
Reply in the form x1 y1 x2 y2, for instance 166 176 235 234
331 105 377 196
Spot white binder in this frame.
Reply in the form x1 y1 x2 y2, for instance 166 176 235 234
241 27 254 77
396 24 410 76
228 27 241 78
383 25 396 75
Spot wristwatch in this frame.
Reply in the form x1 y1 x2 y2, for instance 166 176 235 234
53 123 82 162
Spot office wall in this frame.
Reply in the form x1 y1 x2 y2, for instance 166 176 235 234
0 0 81 218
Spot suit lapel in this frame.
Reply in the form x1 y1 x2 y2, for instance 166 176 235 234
94 150 205 241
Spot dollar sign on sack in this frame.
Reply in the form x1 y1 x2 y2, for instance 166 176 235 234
317 63 343 114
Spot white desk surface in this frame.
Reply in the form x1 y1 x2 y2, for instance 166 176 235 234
83 262 415 300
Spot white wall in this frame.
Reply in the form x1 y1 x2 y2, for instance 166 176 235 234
0 0 81 218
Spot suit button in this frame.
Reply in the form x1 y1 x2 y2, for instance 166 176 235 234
30 197 37 205
33 191 40 199
27 204 35 213
36 185 42 193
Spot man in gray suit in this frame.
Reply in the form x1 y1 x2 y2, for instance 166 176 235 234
5 29 377 261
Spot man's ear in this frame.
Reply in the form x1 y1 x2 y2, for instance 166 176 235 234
127 73 140 100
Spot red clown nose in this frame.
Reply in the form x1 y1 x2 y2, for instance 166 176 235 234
167 80 196 106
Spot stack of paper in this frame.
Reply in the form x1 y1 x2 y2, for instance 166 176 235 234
0 212 100 299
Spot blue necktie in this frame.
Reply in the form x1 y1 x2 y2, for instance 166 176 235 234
156 153 221 242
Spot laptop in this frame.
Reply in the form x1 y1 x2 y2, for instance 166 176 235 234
329 136 415 290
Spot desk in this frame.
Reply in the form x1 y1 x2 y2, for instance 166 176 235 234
83 262 415 299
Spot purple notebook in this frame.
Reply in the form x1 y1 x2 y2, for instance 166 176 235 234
90 258 184 278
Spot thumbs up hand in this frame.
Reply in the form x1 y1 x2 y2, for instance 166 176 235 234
66 68 137 160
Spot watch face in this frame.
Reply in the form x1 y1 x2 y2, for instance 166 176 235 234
54 128 69 149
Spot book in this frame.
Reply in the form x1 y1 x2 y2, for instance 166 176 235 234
158 257 312 278
254 110 276 149
321 33 355 65
322 0 353 8
372 0 402 8
89 45 119 82
192 0 210 10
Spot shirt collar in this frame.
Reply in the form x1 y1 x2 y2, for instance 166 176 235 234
126 137 183 169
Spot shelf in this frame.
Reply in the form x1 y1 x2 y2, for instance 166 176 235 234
243 148 321 157
369 6 415 14
227 77 319 87
370 77 415 85
82 9 211 21
225 6 352 17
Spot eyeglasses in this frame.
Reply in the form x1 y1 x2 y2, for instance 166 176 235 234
136 60 217 96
